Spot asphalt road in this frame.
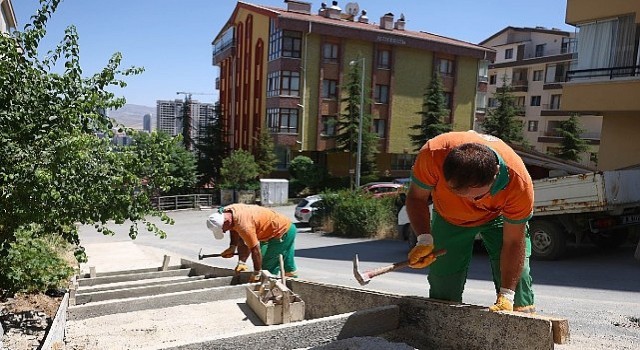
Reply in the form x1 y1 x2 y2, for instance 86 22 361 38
78 205 640 350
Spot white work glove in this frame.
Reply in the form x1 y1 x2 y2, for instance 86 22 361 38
489 287 515 312
408 234 436 268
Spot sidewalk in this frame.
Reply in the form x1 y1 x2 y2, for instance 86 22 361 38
79 241 189 275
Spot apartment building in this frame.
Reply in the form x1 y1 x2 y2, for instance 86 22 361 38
479 26 602 167
211 0 494 177
562 0 640 170
1 0 16 33
156 99 216 150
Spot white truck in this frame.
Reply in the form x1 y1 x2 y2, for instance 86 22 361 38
530 169 640 259
398 169 640 260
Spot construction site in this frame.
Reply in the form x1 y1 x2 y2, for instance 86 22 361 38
41 253 569 350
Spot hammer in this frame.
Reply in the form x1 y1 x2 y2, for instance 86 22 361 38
198 248 239 260
353 249 447 286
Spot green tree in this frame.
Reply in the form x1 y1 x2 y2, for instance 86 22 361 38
482 76 525 145
0 0 179 281
333 57 379 182
288 155 325 191
220 149 260 190
552 114 589 162
409 72 452 151
253 127 277 178
128 131 197 195
196 102 228 187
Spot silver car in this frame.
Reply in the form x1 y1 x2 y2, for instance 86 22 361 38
294 195 322 223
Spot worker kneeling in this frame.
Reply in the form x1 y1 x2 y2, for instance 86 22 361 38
206 203 298 282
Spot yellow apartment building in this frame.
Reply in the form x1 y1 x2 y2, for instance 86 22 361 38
211 0 494 178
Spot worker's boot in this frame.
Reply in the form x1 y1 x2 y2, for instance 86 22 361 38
513 305 536 313
285 271 298 278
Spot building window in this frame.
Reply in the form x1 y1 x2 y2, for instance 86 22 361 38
280 71 300 96
437 58 454 76
267 71 300 96
545 62 569 83
322 79 338 99
374 85 389 104
535 44 546 57
281 30 302 58
274 146 291 170
268 22 282 61
488 97 498 107
533 70 543 81
489 74 497 85
267 108 298 133
321 115 336 136
374 119 386 138
322 43 339 62
267 72 279 97
442 91 452 111
527 120 538 132
504 49 513 60
478 60 489 82
516 96 526 107
504 48 513 59
391 153 416 171
530 96 541 106
377 50 391 69
549 94 561 110
547 120 562 136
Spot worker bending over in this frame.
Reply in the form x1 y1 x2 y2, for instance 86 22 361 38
406 131 536 313
207 203 298 281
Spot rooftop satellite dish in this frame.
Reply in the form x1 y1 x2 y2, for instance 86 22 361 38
345 2 359 16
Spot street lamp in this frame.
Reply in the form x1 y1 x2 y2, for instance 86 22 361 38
349 57 365 188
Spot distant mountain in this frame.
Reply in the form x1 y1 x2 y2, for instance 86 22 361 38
109 104 155 129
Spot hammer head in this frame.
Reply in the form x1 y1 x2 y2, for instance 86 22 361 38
352 254 370 286
198 248 203 260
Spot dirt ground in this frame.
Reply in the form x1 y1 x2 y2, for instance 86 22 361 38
1 292 63 350
1 292 62 318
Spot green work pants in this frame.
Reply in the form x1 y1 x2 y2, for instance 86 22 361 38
260 224 297 275
427 211 535 308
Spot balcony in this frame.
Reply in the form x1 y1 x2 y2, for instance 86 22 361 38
511 79 528 92
567 66 640 82
537 130 601 144
563 65 640 113
212 42 235 65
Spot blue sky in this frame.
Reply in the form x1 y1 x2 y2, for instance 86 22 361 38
12 0 574 108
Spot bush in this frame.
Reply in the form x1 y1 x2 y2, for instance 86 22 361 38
220 149 260 190
0 225 76 295
319 190 397 238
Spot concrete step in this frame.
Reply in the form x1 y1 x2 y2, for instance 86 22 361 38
77 275 205 293
78 265 183 278
68 284 251 320
75 276 235 305
77 268 193 287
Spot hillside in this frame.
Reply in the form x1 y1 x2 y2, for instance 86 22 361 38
109 104 155 130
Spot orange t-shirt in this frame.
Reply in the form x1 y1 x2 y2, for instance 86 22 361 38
411 131 534 227
224 204 292 248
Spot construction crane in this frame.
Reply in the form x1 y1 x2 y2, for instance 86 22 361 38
175 91 216 151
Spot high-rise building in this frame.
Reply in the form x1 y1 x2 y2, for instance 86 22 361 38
562 0 640 170
479 26 602 167
1 0 16 33
156 99 216 150
143 113 152 132
212 1 494 177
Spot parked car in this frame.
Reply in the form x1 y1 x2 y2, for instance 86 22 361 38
398 200 482 249
294 195 322 223
360 182 405 198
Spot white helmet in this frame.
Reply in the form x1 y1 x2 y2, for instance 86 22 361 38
206 212 227 240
